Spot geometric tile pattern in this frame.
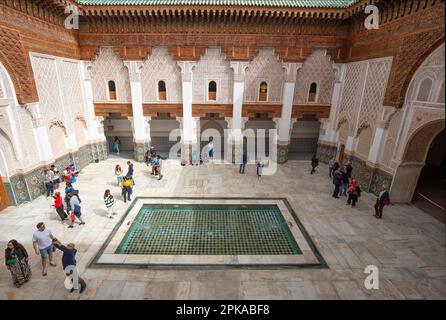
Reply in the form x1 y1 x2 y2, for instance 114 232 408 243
356 58 392 134
244 49 284 103
294 49 335 105
90 48 131 102
140 47 182 103
117 204 301 255
192 48 233 104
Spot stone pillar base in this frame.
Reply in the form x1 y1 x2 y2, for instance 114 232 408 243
277 143 290 164
133 141 151 162
231 141 243 164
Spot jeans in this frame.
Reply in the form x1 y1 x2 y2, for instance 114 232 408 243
333 184 341 198
239 163 246 173
45 182 54 197
341 182 348 196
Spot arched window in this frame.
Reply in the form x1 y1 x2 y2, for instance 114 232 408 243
259 81 268 102
208 81 217 101
158 80 167 101
417 78 432 101
108 80 117 100
308 82 317 102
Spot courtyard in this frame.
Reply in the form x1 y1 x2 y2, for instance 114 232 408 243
0 156 444 300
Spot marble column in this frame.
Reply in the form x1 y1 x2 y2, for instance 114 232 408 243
229 62 248 164
126 61 149 162
276 63 299 164
177 62 196 162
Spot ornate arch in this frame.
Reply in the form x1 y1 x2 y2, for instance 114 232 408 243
403 119 445 163
0 128 18 161
48 119 68 136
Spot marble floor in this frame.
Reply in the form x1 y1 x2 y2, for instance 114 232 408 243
0 156 445 300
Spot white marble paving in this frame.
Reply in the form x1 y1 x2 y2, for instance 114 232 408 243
0 156 444 299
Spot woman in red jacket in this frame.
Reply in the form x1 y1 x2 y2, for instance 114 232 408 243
51 192 67 221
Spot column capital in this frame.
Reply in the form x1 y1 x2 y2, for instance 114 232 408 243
177 61 196 82
81 61 93 81
282 62 302 82
124 61 142 82
230 62 249 82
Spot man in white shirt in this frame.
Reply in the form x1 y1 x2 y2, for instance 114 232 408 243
32 222 57 276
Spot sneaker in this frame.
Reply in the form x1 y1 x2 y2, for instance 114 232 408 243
112 212 117 215
68 225 74 228
79 285 87 294
79 222 85 225
49 262 57 267
42 270 47 276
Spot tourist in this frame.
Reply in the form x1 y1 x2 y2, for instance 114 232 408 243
32 222 57 276
113 136 120 155
240 151 248 174
332 168 342 198
156 155 163 180
5 240 32 288
328 157 335 178
256 158 264 179
43 168 54 198
65 182 74 195
333 161 340 173
50 165 61 190
104 189 116 219
115 164 123 187
374 185 390 219
51 191 67 221
69 164 78 183
126 161 135 185
310 155 319 174
150 156 158 175
347 178 361 207
63 166 74 184
69 191 85 225
52 239 87 294
345 160 353 179
208 138 214 159
340 167 349 196
121 176 133 203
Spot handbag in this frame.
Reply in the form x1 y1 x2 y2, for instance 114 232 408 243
70 213 76 222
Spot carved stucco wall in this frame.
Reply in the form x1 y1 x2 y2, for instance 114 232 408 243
394 44 445 164
244 49 284 103
90 48 131 103
0 129 17 172
381 109 403 169
294 49 335 105
140 47 182 103
192 48 233 104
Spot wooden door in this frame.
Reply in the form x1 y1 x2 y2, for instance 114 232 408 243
338 144 345 164
0 177 9 212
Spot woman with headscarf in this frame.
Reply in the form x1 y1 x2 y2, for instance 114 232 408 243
5 240 32 288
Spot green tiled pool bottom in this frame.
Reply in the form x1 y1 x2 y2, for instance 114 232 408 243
116 204 302 255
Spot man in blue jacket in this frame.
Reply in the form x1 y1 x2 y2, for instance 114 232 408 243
374 185 390 219
53 239 87 293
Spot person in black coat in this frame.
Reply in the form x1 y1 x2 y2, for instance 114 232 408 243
374 185 390 219
53 239 86 293
310 155 319 174
332 168 342 198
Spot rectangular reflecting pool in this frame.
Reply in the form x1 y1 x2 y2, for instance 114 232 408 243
116 204 302 255
91 197 327 269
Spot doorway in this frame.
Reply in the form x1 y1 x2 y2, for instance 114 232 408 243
412 130 445 222
0 177 9 212
338 144 345 164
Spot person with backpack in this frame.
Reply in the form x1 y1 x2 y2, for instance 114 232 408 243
332 168 342 199
51 192 67 221
345 160 353 179
374 185 390 219
69 191 85 225
347 178 361 207
240 151 248 174
50 165 61 190
310 155 319 174
121 176 133 203
104 189 116 219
